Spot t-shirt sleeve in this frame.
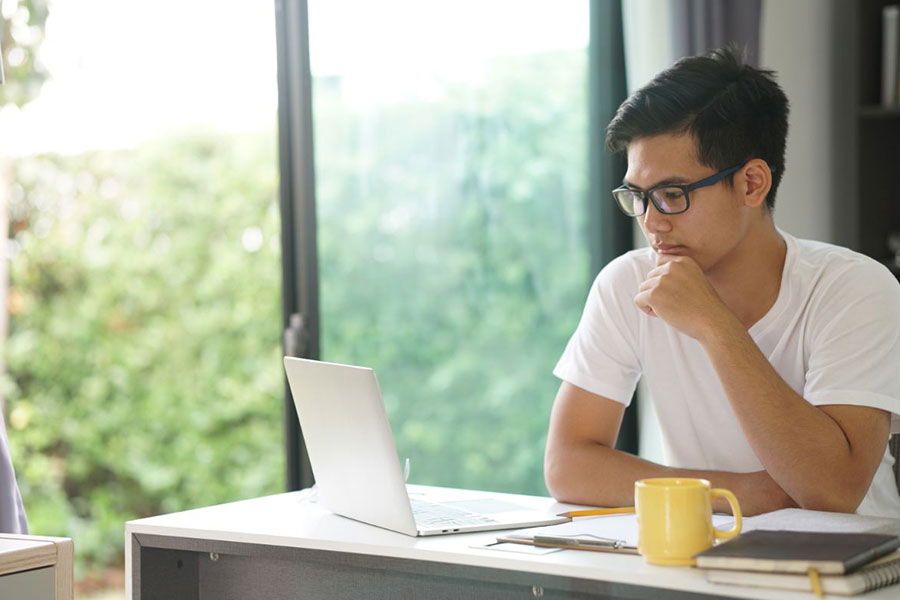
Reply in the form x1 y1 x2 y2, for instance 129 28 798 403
803 260 900 432
553 254 642 405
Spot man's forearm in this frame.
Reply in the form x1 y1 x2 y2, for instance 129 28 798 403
545 440 795 515
701 319 883 512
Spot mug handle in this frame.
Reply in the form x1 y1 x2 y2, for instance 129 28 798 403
710 488 742 541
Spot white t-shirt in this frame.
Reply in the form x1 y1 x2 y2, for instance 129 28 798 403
554 231 900 517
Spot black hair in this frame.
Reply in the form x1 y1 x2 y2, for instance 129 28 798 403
606 45 788 209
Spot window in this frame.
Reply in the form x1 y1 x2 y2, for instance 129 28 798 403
308 0 590 494
1 0 281 591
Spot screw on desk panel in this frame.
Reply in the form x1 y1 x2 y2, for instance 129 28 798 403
209 552 220 562
532 585 543 597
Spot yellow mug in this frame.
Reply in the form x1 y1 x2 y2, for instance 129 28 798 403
635 477 742 566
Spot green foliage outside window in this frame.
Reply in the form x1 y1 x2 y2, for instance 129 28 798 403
0 0 49 107
5 132 284 572
4 48 588 577
315 50 589 494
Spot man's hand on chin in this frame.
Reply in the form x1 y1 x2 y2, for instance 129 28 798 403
633 255 737 342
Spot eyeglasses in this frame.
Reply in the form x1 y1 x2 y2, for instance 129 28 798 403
611 164 744 217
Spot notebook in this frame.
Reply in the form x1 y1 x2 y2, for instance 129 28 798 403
706 550 900 596
283 357 569 536
694 530 900 575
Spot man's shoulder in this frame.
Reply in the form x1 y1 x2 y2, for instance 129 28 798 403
786 233 900 299
790 235 868 263
789 234 893 279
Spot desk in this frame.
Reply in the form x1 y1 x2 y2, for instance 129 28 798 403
0 534 73 600
126 486 895 600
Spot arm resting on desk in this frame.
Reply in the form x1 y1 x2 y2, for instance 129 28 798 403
696 322 890 514
544 382 797 516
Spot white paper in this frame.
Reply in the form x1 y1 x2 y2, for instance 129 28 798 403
473 541 563 555
508 513 735 548
739 508 900 535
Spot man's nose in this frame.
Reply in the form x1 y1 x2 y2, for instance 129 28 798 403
641 198 672 233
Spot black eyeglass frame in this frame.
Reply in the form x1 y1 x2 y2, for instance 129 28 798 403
611 163 745 217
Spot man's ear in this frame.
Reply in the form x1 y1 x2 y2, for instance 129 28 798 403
740 159 772 208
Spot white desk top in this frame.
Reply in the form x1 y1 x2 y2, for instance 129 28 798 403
0 536 56 577
126 486 898 599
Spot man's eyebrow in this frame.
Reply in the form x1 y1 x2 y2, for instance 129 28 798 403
622 175 691 190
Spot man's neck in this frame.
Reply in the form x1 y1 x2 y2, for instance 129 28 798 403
706 220 787 330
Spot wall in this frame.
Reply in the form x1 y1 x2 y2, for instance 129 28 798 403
761 0 844 244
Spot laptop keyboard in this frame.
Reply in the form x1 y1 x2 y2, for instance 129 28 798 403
410 498 499 529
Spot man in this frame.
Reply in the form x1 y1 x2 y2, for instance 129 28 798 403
0 57 29 534
545 46 900 517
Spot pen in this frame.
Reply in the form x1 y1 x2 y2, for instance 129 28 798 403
504 533 621 547
557 506 635 518
496 535 636 554
532 535 621 548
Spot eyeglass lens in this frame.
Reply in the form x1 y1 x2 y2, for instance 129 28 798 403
651 188 687 214
614 187 688 216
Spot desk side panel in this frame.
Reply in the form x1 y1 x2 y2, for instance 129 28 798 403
134 533 725 600
0 566 54 600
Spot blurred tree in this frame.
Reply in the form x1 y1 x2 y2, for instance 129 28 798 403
316 49 589 495
1 1 50 406
4 45 587 584
0 0 50 557
6 131 284 572
0 0 50 107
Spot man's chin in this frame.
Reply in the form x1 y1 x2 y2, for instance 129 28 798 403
654 249 706 270
655 249 687 263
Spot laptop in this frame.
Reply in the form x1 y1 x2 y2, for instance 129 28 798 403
283 357 569 536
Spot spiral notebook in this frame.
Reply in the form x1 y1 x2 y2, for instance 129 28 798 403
706 550 900 596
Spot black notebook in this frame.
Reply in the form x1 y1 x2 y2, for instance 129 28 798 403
694 530 900 575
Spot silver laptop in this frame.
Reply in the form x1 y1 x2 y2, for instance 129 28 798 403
283 357 569 536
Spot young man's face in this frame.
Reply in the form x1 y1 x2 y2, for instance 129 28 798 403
624 132 751 274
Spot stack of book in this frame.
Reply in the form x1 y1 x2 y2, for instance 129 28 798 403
696 530 900 597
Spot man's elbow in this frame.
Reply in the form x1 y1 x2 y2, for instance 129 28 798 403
543 453 570 502
794 482 867 514
543 448 585 504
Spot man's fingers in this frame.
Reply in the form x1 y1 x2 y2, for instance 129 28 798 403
638 277 658 292
646 264 669 278
634 291 657 316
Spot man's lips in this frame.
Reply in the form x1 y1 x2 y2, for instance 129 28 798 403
654 244 685 254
